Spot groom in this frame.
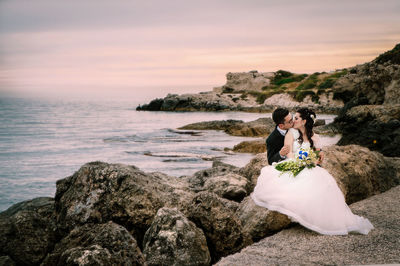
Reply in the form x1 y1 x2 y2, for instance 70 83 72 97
266 108 294 165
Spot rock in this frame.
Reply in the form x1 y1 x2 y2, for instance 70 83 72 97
263 93 343 113
332 44 400 106
143 207 211 266
186 161 241 192
217 185 400 265
186 192 252 262
180 118 275 137
221 71 274 92
54 162 194 243
0 197 57 265
0 256 16 266
314 122 341 135
42 221 145 265
313 119 325 127
335 104 400 157
203 173 249 202
178 119 243 131
239 152 269 191
225 118 275 137
236 197 291 242
321 145 400 204
232 139 266 154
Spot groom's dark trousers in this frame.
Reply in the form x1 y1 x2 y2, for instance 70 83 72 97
266 127 285 165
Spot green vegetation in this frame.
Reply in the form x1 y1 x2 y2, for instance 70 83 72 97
296 73 318 90
375 43 400 65
271 70 308 87
318 78 335 89
330 69 348 79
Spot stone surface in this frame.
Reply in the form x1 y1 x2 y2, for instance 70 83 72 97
225 118 275 137
180 118 275 137
217 185 400 265
203 173 249 202
54 162 194 243
185 161 241 192
335 104 400 157
143 207 210 266
236 197 291 242
0 197 57 265
186 192 252 262
42 221 145 265
179 119 243 131
239 152 269 191
0 256 16 266
215 71 274 93
321 145 400 204
232 139 266 154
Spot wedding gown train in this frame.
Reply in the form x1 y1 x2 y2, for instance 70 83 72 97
251 128 373 235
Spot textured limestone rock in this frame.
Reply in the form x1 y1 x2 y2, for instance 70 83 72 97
42 221 145 265
215 71 274 92
239 152 269 191
321 145 400 204
203 173 249 202
143 207 210 266
232 139 266 154
186 192 252 262
185 161 241 192
335 104 400 157
0 197 57 265
54 162 194 242
236 196 291 242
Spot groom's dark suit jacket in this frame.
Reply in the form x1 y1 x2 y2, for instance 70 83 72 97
266 127 285 165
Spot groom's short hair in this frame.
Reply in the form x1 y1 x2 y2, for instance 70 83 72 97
272 108 289 125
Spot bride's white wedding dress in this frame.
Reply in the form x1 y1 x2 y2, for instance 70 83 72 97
251 128 373 235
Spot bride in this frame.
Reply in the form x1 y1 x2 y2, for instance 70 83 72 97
251 108 374 235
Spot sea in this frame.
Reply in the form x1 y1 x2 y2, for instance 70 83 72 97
0 96 339 211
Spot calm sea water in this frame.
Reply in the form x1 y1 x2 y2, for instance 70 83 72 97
0 96 337 211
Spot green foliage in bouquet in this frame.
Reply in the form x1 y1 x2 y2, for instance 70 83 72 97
274 148 320 177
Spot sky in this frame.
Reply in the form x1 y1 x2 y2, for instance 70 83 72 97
0 0 399 101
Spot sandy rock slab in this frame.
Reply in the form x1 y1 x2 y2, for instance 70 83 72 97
217 185 400 265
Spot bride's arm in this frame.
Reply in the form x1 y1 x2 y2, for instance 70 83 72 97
284 130 294 159
312 133 324 163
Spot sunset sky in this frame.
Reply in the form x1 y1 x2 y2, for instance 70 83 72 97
1 0 399 100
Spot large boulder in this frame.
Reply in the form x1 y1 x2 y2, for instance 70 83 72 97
42 221 145 265
236 196 291 241
178 119 243 131
224 118 275 137
203 173 249 202
0 197 57 265
186 192 252 262
239 152 269 191
321 145 400 204
232 139 266 154
54 162 194 243
217 71 274 92
185 161 241 192
143 207 210 266
335 104 400 157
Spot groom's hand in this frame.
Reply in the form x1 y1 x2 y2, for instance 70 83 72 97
279 145 290 157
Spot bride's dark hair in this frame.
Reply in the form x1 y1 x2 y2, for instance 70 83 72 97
296 108 316 148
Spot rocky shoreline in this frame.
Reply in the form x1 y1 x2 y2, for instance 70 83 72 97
1 44 400 265
1 145 400 265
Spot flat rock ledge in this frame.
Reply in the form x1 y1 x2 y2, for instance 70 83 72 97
217 185 400 265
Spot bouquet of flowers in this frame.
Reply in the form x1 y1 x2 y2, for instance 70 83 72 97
274 148 320 177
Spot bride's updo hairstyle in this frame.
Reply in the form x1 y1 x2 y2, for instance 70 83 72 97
297 108 316 148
